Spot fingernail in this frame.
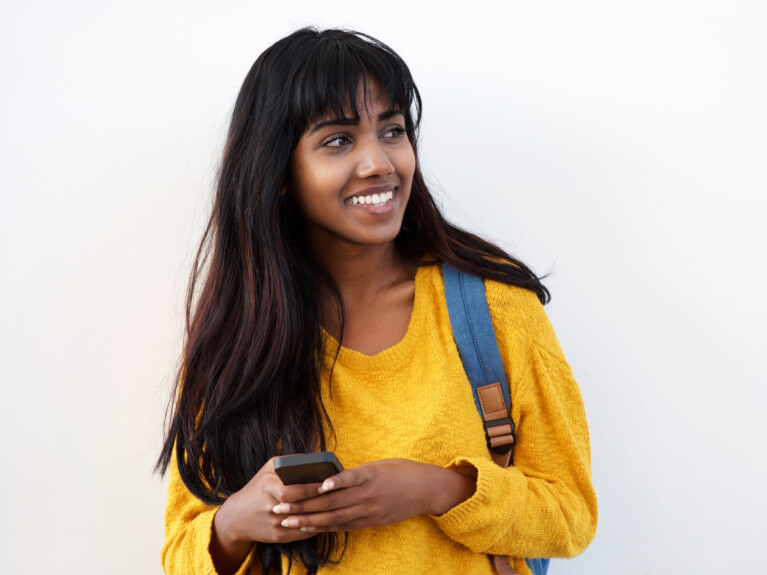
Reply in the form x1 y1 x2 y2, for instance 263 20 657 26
281 519 290 527
319 480 334 493
299 527 308 532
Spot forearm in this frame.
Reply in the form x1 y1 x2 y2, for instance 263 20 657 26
162 454 258 575
210 503 256 575
163 505 256 575
432 456 597 558
423 463 478 516
429 315 600 560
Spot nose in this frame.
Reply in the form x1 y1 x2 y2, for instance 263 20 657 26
355 138 395 179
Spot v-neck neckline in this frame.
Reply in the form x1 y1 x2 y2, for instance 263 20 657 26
321 265 433 371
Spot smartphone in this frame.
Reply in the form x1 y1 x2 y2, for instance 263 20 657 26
273 451 344 485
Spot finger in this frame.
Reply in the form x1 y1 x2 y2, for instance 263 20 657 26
304 517 371 532
317 467 366 494
264 479 325 503
263 513 320 543
272 525 320 543
296 514 377 533
273 488 356 515
279 506 369 530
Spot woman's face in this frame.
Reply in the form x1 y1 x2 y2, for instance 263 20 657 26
289 79 416 254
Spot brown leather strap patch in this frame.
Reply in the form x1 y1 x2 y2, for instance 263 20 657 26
493 554 520 575
489 436 514 448
491 450 512 467
487 423 513 438
477 382 509 420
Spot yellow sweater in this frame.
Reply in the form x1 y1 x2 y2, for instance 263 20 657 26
162 264 597 574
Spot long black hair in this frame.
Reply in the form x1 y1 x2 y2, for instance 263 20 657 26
157 27 549 574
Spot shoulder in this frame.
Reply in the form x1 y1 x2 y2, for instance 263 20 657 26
483 277 565 359
422 264 563 358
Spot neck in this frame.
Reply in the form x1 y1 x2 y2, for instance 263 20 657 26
311 240 410 301
309 240 418 349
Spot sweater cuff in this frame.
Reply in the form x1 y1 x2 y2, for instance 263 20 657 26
430 456 527 553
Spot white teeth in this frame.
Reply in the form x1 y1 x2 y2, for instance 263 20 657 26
349 190 395 206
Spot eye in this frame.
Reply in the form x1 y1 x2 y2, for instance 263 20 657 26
381 125 407 141
322 134 352 148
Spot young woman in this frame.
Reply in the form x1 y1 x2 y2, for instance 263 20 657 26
158 28 597 575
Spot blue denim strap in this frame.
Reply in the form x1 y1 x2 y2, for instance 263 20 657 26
525 558 550 575
442 263 512 415
445 264 551 575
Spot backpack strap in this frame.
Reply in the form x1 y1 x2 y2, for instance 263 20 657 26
442 263 515 467
443 263 531 575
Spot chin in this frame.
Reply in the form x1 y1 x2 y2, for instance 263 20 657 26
357 226 404 247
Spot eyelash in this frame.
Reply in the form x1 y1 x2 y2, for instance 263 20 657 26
323 134 352 148
383 126 407 140
322 126 406 148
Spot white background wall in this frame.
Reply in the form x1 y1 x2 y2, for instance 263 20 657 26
2 1 765 573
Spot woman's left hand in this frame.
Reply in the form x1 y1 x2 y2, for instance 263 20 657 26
271 458 476 532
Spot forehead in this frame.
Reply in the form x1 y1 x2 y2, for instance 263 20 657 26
302 77 402 132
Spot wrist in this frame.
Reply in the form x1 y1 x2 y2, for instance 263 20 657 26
425 465 477 516
212 500 252 555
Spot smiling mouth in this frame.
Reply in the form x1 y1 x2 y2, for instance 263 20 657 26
347 190 394 208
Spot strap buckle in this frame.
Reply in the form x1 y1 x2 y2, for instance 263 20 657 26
484 416 516 455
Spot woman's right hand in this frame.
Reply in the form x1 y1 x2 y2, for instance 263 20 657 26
210 457 322 575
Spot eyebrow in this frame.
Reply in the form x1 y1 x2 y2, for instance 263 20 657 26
308 109 405 135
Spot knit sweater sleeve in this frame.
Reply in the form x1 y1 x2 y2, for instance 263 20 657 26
161 449 259 575
431 283 598 559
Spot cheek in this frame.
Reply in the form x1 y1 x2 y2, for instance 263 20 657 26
396 147 416 187
291 163 339 211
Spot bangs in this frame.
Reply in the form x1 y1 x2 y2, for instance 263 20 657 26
287 30 421 138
